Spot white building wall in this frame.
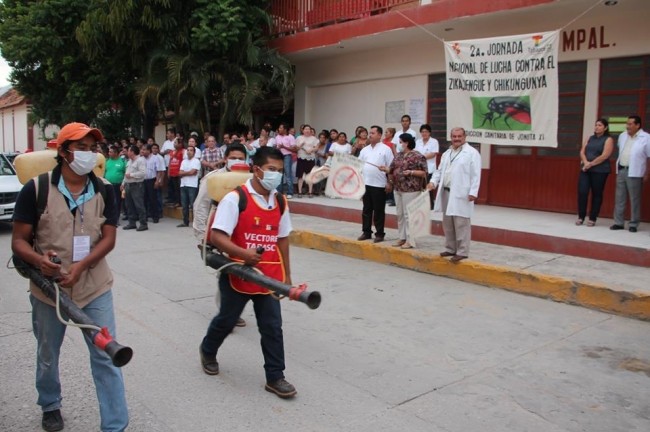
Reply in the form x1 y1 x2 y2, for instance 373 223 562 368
293 3 650 167
0 105 29 153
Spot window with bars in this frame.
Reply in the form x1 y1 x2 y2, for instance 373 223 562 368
599 55 650 141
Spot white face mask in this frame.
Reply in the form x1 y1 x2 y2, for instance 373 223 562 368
227 159 245 170
258 170 282 191
67 151 97 175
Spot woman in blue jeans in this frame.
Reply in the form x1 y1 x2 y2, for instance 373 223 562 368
577 118 614 226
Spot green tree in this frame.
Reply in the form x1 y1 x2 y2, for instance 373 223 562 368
0 0 294 138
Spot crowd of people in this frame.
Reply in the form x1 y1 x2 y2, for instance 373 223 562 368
95 114 443 232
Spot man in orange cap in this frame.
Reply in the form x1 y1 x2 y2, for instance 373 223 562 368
11 122 129 432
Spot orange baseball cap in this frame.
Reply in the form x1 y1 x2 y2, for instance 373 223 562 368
56 122 104 146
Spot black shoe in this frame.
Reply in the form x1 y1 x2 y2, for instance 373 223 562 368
387 200 396 207
610 224 624 230
152 218 159 223
235 318 246 327
440 251 455 257
199 346 219 375
122 224 137 230
136 225 148 232
629 227 638 233
357 233 372 241
177 223 189 228
42 409 64 432
373 236 385 243
265 378 297 399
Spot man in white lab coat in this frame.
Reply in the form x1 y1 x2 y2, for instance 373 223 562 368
427 128 481 263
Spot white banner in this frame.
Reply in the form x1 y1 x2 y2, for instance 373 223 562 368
406 192 430 247
445 31 559 147
325 153 366 200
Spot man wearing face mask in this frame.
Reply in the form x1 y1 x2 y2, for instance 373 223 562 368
193 143 249 327
200 146 298 399
11 122 128 432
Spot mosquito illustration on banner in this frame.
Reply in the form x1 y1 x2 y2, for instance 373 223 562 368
473 96 532 131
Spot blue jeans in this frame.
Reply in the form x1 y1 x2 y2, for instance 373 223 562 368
282 154 294 195
180 186 198 225
202 275 286 382
31 291 129 432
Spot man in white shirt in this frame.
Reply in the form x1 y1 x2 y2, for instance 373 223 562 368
200 146 297 399
415 124 440 209
392 114 417 148
358 125 394 243
177 146 202 227
427 128 481 262
142 144 166 223
611 115 650 232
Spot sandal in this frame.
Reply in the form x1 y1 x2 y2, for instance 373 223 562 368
400 243 414 249
575 219 584 226
586 220 595 227
392 240 406 247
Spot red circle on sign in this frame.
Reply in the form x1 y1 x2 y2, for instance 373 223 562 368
331 166 362 197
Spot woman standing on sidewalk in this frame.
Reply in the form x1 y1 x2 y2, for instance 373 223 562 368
576 118 614 226
385 134 427 249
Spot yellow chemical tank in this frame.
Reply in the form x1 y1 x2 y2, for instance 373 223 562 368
206 164 252 202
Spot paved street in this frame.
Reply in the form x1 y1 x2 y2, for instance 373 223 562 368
1 217 650 431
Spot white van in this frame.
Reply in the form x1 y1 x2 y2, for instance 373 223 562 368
0 153 22 222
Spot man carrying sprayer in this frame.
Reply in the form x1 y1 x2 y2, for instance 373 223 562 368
11 123 128 431
199 146 298 399
427 127 481 263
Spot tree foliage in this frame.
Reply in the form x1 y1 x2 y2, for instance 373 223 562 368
0 0 294 137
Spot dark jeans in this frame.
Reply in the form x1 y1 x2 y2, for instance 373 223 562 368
125 182 147 226
577 171 609 221
281 154 294 195
144 178 160 220
110 183 122 218
180 186 198 225
362 185 387 237
168 176 181 205
201 275 285 382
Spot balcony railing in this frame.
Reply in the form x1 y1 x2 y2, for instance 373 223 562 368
269 0 420 38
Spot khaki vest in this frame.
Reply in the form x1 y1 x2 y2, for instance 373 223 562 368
30 171 113 307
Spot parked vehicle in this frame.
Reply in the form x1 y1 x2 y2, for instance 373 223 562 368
0 153 22 222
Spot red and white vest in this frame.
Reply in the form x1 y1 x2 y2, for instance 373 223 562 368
228 186 285 295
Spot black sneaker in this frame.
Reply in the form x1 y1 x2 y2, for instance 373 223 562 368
122 224 137 230
42 409 64 432
136 225 148 231
199 346 219 375
265 378 297 399
610 224 624 230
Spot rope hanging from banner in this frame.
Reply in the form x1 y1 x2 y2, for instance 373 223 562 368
396 0 605 42
560 0 604 31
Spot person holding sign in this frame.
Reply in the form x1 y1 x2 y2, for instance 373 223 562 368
358 125 394 243
385 134 428 249
427 128 481 263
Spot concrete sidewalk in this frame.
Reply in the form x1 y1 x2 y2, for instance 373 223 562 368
290 213 650 321
287 196 650 267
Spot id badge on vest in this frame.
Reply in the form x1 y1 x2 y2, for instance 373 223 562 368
73 235 91 262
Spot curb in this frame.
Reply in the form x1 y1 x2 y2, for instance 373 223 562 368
288 201 650 267
290 229 650 321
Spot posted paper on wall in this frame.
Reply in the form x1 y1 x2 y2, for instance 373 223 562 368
445 31 559 147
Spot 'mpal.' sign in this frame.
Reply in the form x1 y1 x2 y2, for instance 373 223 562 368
444 31 559 148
